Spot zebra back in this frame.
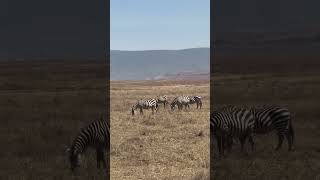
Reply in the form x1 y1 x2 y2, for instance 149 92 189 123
250 105 291 134
156 95 168 108
170 96 190 110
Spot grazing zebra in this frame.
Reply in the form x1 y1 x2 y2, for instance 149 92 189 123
66 116 110 171
131 98 158 115
189 96 202 109
210 111 231 157
219 105 254 150
156 95 168 109
170 96 191 111
212 106 256 154
251 106 295 151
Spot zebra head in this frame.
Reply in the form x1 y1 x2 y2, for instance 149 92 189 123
66 148 82 171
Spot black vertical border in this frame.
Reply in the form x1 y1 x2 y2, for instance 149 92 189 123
209 0 214 178
106 0 110 178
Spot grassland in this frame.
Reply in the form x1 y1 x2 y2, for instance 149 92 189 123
0 61 108 179
110 80 210 180
211 71 320 180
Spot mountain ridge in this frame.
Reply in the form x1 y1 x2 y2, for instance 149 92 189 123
110 47 210 80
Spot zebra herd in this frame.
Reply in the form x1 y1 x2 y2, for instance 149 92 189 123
131 95 203 115
210 105 295 157
65 103 294 171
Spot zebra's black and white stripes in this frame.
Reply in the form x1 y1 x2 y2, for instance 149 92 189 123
67 116 110 171
131 98 158 115
210 110 231 156
210 107 255 154
217 105 295 152
189 96 202 109
156 95 168 109
251 106 295 151
170 96 191 111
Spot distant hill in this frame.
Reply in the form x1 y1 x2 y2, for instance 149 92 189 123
110 48 209 80
146 71 209 81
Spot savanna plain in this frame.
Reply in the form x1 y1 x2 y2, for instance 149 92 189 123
0 61 108 180
211 57 320 180
110 80 210 180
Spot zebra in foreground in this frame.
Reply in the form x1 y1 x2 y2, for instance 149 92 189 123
211 107 256 156
66 116 110 171
156 95 168 109
221 105 295 151
170 96 191 111
189 96 202 109
210 111 230 157
131 98 158 115
251 105 295 151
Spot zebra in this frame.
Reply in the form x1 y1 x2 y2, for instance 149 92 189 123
66 116 110 171
156 95 168 109
210 111 231 157
212 106 256 154
250 105 295 151
131 98 158 115
219 105 254 150
170 96 191 111
189 96 202 109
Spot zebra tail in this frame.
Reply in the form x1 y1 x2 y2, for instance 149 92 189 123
131 108 135 116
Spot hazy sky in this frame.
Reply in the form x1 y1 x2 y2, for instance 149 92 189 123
111 0 210 51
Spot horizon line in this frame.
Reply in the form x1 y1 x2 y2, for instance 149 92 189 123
110 46 210 51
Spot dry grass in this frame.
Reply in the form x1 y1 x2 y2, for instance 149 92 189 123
211 72 320 180
110 80 210 180
0 61 108 179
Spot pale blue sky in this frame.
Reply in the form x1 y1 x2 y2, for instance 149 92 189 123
111 0 210 50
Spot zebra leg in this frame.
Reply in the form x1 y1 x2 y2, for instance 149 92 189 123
225 134 233 152
152 107 154 114
228 136 234 151
288 122 295 151
275 133 284 150
239 136 247 152
140 107 143 115
215 133 224 157
285 131 293 151
220 135 225 157
101 150 107 168
96 148 101 169
248 135 255 151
